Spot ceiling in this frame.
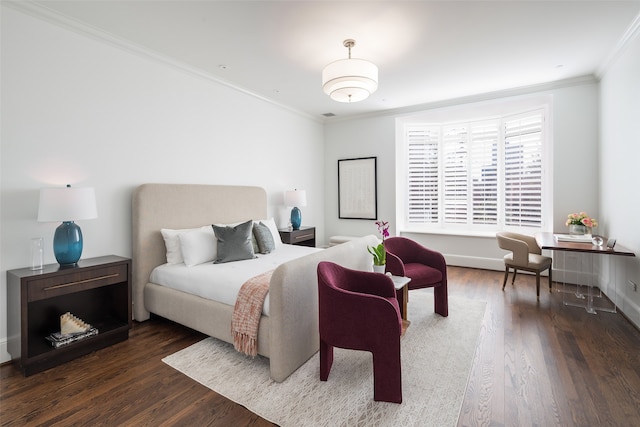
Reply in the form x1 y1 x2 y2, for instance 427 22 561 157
21 1 640 120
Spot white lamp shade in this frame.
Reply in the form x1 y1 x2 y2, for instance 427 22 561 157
322 58 378 103
285 189 307 207
38 186 97 222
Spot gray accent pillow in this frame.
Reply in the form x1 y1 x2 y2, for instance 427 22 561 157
212 220 256 263
253 221 276 254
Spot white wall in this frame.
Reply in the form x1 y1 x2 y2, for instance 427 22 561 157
599 29 640 327
324 82 600 270
0 8 324 362
324 116 397 239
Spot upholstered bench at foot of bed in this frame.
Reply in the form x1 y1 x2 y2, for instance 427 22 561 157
329 236 361 247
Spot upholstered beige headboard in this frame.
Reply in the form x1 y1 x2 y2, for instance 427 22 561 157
131 183 268 321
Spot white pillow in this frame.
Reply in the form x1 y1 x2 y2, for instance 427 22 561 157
256 218 283 248
161 228 198 264
179 226 217 267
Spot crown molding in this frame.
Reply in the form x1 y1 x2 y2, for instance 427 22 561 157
325 74 599 124
596 10 640 78
2 1 321 123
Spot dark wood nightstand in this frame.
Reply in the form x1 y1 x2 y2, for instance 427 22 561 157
6 255 131 376
278 226 316 247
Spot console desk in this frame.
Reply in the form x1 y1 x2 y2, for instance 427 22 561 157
535 232 635 314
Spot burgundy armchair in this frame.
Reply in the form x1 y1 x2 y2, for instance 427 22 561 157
317 261 403 403
384 237 448 317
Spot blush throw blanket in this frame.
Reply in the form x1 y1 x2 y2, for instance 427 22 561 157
231 270 274 356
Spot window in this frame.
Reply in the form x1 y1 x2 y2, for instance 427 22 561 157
402 108 548 234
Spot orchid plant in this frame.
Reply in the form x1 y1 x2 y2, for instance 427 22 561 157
566 212 598 228
368 220 389 266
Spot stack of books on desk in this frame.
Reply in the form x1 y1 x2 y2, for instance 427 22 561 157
554 233 593 243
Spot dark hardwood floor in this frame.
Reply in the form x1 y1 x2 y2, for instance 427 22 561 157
2 266 640 426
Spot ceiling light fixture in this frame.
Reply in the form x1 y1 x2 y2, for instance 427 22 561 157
322 39 378 103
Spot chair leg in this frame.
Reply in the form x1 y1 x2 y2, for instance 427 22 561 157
319 339 333 381
511 269 518 285
372 340 402 403
548 265 553 292
536 272 541 299
434 282 448 317
502 267 510 290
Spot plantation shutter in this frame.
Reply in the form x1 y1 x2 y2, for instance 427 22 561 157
470 121 499 225
503 112 544 228
442 125 468 224
406 126 439 224
402 107 547 232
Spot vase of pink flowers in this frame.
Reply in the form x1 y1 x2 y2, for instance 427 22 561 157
566 212 598 235
368 220 389 272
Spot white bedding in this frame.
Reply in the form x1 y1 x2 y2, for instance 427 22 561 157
149 244 322 316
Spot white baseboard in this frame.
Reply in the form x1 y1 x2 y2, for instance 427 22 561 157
445 254 549 276
619 296 640 329
0 339 10 364
605 283 640 330
444 254 504 271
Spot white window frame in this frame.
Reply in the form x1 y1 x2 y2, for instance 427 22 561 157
395 100 553 237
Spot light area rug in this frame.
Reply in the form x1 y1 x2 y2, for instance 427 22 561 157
162 291 486 427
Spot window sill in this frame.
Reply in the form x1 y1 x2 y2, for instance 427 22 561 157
399 228 499 239
398 227 548 239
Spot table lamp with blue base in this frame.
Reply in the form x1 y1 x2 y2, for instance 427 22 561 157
38 185 97 266
284 189 307 230
53 221 84 265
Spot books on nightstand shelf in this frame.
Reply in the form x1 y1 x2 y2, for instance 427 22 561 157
46 328 99 348
45 312 99 348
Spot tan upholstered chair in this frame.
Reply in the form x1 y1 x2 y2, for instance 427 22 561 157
496 232 552 298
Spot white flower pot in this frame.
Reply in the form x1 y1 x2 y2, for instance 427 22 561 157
373 264 386 274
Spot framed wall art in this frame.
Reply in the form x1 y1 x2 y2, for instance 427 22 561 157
338 156 377 219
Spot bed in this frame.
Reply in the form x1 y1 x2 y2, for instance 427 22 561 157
132 183 377 381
